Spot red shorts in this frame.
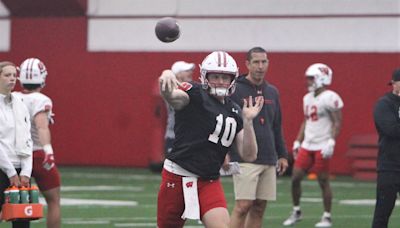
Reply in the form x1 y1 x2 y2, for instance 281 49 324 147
157 169 227 228
32 150 61 191
294 148 330 173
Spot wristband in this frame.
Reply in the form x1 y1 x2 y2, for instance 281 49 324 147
292 140 301 150
43 144 54 154
327 138 335 147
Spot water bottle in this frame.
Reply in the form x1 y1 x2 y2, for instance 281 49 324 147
29 185 39 203
9 186 20 204
19 187 30 203
3 187 10 203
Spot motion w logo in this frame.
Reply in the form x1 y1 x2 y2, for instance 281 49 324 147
186 181 193 188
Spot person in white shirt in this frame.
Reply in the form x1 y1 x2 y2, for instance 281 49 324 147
14 58 61 228
0 61 33 228
283 63 343 228
149 61 195 173
164 61 195 153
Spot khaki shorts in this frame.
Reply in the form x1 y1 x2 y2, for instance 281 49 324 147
233 163 276 201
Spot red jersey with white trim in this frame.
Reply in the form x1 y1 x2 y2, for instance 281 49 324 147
166 82 243 180
13 92 54 151
302 90 343 150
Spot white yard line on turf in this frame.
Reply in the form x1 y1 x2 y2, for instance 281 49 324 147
339 199 400 205
61 193 156 198
64 220 111 225
295 181 375 188
39 198 138 206
63 172 161 181
63 217 156 221
114 223 157 227
61 186 144 191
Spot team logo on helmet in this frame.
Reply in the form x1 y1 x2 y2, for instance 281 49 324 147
319 66 330 76
38 62 46 74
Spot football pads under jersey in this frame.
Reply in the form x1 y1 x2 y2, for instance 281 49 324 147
13 92 54 151
166 82 243 179
302 90 343 150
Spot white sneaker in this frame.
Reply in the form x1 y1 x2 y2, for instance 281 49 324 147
283 210 302 226
315 216 332 227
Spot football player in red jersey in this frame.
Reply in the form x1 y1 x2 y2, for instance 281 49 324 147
157 51 264 228
15 58 61 228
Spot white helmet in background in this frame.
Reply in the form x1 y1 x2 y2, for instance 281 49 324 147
19 58 48 87
200 51 238 96
305 63 333 92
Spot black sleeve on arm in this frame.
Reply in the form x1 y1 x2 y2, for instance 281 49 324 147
374 98 400 139
273 96 288 159
185 83 202 103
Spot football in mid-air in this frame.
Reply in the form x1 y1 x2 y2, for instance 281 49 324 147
155 17 180 43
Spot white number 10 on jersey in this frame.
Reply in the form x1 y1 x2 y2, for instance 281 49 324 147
208 114 237 147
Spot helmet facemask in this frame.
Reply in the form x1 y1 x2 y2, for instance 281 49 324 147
306 76 319 92
204 74 236 97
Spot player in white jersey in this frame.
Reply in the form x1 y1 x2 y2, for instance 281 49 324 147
15 58 61 228
283 63 343 228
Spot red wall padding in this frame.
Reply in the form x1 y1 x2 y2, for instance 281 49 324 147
1 17 399 174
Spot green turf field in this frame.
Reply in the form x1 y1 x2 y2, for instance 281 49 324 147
19 167 400 227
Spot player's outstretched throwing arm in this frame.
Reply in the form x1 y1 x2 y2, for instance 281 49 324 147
159 69 189 110
235 96 264 162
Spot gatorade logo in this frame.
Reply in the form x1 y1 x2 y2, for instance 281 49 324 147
24 205 33 216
